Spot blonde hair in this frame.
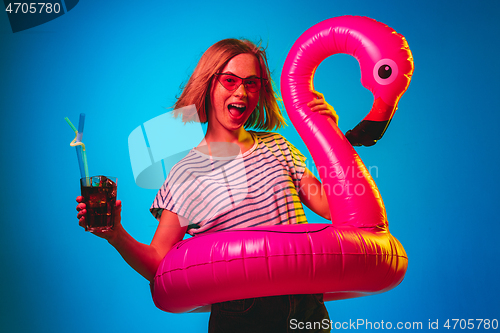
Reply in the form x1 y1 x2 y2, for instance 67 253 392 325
173 39 286 131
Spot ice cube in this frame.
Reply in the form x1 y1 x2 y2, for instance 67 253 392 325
97 175 106 187
91 176 101 187
105 177 116 188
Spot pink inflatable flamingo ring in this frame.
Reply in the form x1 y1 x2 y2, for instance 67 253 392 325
150 16 414 313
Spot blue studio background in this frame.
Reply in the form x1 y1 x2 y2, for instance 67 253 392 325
1 0 499 332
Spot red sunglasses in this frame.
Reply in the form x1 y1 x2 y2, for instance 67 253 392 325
214 73 266 93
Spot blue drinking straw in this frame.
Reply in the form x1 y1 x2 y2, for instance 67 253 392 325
65 113 90 183
77 113 90 180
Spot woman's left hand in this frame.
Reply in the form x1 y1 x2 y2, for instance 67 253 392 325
307 91 339 125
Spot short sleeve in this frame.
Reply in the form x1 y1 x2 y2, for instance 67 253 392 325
287 139 306 180
150 174 180 222
273 133 307 191
150 151 198 222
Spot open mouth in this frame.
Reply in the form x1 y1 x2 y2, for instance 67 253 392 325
228 104 246 116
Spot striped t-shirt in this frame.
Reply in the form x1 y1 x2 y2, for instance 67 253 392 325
150 131 308 236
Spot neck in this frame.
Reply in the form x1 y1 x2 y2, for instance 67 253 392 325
199 126 254 156
205 125 251 143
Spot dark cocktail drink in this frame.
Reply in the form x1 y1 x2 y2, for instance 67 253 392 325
80 176 117 232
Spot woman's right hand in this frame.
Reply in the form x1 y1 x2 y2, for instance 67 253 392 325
76 196 123 243
76 197 187 281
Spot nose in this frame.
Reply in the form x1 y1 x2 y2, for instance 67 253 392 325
234 82 247 97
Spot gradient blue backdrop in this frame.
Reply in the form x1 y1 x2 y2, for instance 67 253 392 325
1 0 499 332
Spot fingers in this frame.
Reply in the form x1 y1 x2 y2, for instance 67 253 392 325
311 91 324 100
114 200 122 226
76 203 86 223
77 207 86 218
307 94 324 108
115 200 122 216
79 217 86 228
77 207 86 227
76 196 86 215
307 91 327 110
306 95 334 113
76 198 121 232
76 196 86 228
77 208 87 227
307 91 339 120
307 91 339 125
308 101 330 112
325 111 339 125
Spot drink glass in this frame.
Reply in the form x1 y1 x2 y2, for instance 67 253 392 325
80 175 117 232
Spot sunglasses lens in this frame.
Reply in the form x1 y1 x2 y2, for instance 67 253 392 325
218 74 242 91
243 78 261 92
217 74 262 92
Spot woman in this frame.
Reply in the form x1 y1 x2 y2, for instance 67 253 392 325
77 39 338 332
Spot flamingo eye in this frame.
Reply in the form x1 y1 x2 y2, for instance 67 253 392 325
373 59 398 85
378 65 392 79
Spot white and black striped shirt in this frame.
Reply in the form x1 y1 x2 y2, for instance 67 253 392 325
150 131 308 236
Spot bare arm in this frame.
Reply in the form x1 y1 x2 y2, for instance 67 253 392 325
299 168 331 221
77 198 187 281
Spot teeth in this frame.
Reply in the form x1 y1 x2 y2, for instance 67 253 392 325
230 104 245 109
228 104 246 115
